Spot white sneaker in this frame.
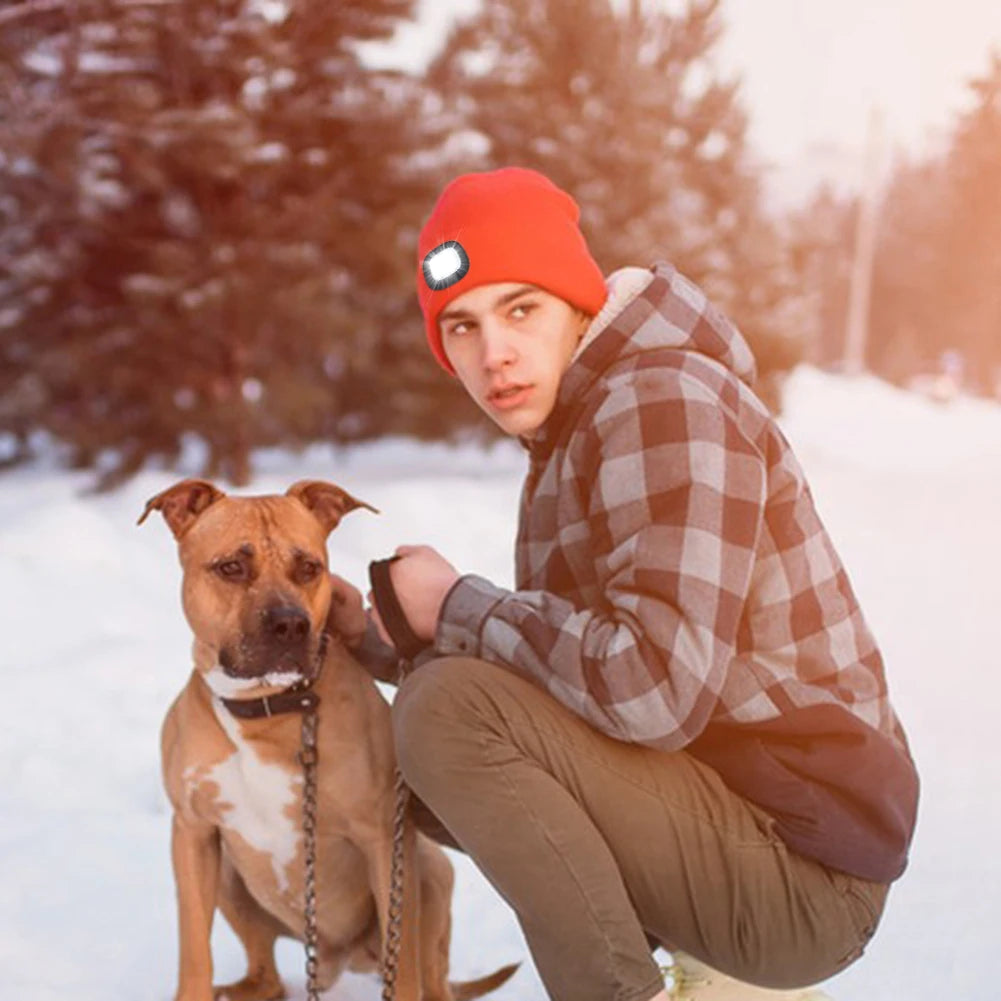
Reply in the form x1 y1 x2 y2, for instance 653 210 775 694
664 952 834 1001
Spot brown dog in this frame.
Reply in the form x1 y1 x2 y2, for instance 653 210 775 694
140 478 516 1001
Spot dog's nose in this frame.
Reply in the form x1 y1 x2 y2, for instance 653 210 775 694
264 605 310 644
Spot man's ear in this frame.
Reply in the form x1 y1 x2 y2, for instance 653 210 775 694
137 479 226 539
285 480 378 536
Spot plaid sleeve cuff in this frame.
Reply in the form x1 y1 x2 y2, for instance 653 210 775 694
352 616 403 684
435 574 508 658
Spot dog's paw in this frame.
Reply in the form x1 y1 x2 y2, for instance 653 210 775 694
212 974 287 1001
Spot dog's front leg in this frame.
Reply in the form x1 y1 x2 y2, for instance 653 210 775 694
170 813 222 1001
364 816 422 1001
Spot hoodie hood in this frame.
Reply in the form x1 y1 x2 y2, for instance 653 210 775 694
583 261 757 386
528 262 758 457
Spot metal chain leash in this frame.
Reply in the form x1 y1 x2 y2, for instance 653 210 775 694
380 768 412 1001
294 626 411 1001
299 706 321 1001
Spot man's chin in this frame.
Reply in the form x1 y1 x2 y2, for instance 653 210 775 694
484 406 542 438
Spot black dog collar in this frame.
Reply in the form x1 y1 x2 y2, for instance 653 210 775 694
221 682 320 720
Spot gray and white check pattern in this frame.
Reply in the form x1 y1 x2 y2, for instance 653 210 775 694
434 262 918 881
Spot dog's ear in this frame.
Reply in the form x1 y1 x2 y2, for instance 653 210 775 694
286 480 378 536
137 478 226 539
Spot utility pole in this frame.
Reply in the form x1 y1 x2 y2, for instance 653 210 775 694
843 106 885 374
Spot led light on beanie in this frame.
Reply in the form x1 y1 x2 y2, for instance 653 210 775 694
422 240 470 290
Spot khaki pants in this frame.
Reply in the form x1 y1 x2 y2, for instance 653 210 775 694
392 657 888 1001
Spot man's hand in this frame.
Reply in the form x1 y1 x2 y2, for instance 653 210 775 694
326 573 367 649
369 545 460 646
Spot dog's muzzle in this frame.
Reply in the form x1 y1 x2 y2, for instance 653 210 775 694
220 603 317 679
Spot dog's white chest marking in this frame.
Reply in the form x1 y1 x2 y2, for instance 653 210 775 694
197 702 302 894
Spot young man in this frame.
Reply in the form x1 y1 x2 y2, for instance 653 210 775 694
330 167 919 1001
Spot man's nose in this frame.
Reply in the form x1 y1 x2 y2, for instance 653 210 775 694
480 319 517 371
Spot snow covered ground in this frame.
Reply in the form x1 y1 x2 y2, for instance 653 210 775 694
1 366 999 1001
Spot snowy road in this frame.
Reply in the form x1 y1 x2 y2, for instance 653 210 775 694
1 368 998 1000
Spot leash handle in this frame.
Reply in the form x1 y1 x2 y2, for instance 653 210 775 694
368 556 429 663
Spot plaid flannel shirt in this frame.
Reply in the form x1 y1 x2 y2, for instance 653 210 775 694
432 263 918 881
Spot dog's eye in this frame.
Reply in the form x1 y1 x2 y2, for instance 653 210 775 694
215 560 245 580
295 560 322 583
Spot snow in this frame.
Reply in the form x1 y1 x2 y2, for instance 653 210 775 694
248 142 290 164
1 366 999 1000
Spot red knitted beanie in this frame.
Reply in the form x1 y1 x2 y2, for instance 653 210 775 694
416 167 608 373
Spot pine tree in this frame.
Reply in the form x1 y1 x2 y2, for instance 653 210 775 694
0 0 447 487
424 0 805 409
782 185 853 369
854 51 1001 394
867 156 952 384
939 51 1001 393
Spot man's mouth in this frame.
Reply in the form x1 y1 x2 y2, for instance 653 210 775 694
487 384 531 410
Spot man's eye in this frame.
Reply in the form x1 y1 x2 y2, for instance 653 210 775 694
511 302 536 319
215 560 244 579
447 321 471 336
